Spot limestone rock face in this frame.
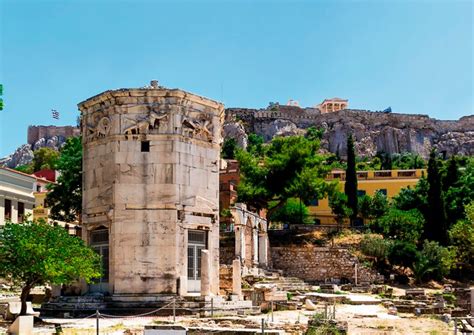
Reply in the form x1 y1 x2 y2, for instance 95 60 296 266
225 108 474 159
0 144 34 168
1 133 70 168
253 119 304 141
223 121 248 149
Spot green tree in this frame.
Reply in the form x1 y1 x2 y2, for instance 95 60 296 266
15 164 34 174
449 202 474 273
358 192 389 222
247 133 264 155
305 127 324 141
372 208 424 244
415 240 454 281
222 138 237 159
344 134 358 226
46 137 82 222
391 152 426 169
236 135 334 220
329 191 352 229
426 150 448 244
388 240 419 268
0 220 101 315
269 198 313 225
32 147 60 172
393 178 429 213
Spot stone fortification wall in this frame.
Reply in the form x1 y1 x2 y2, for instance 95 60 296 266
27 125 80 145
270 246 383 284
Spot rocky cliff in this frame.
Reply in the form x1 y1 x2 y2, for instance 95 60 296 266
0 134 72 168
224 107 474 159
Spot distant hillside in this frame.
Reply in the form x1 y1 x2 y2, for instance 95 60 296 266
0 125 79 168
224 107 474 159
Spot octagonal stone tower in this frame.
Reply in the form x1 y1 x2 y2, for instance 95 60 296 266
78 83 224 297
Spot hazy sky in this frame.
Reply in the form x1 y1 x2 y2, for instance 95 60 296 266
0 0 472 156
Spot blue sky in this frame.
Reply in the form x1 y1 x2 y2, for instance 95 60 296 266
0 0 472 156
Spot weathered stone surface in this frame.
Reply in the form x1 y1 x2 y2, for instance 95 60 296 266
270 246 383 284
79 86 224 297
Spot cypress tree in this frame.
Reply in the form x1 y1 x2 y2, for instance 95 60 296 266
345 134 358 226
426 149 448 244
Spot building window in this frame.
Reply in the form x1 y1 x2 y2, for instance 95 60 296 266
357 190 366 197
36 185 41 192
18 202 24 222
377 189 387 196
141 141 150 152
91 228 109 282
4 199 12 220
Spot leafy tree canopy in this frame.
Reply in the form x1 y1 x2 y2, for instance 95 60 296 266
358 192 389 221
372 208 424 244
222 138 237 159
0 220 101 314
46 137 82 222
236 135 335 219
269 198 313 225
32 147 59 172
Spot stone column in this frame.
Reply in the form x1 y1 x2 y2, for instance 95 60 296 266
235 226 243 260
232 258 242 298
200 250 211 297
258 233 268 267
253 227 259 265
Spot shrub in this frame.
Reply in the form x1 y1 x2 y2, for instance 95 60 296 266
373 208 424 243
388 240 419 268
360 235 391 261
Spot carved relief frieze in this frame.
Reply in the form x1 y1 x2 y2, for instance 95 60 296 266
122 110 169 139
181 114 214 142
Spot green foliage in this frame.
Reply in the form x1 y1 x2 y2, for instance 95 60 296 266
443 158 474 228
328 191 351 227
305 127 324 141
419 240 454 280
376 151 392 170
358 192 389 221
269 198 313 225
32 147 60 172
448 203 474 271
247 133 264 155
426 150 448 244
393 178 428 212
373 208 424 244
388 240 418 268
0 219 101 314
344 134 358 225
46 137 82 222
360 235 391 262
236 135 334 219
220 208 232 218
391 152 426 169
222 138 237 159
14 164 34 174
0 84 3 110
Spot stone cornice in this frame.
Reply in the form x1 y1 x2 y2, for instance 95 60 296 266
78 88 224 113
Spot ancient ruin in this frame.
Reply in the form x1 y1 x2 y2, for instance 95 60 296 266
78 82 225 297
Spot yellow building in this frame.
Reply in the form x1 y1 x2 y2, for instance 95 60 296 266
309 169 426 225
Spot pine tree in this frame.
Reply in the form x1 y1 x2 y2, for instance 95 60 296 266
426 149 448 244
345 134 358 226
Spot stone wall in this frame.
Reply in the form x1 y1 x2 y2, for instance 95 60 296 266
270 245 383 284
27 125 79 145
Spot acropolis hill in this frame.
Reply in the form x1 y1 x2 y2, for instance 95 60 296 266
1 101 473 169
224 105 474 159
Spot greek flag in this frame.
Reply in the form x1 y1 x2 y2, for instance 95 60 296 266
51 109 59 119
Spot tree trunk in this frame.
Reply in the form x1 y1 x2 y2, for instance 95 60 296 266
20 285 32 316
